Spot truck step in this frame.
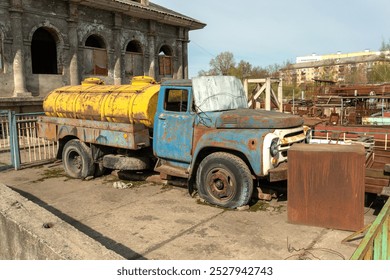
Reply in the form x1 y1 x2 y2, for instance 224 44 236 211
154 163 189 179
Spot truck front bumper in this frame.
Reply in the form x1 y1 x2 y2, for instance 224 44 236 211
268 162 288 182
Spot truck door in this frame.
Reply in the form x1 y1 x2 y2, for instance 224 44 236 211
153 87 195 163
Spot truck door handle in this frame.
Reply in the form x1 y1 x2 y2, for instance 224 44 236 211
158 116 166 120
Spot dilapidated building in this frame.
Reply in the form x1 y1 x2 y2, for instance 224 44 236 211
0 0 205 111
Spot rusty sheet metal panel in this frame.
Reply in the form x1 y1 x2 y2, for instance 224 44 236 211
365 148 390 195
351 197 390 260
37 116 150 150
192 76 248 112
216 108 304 129
288 143 365 231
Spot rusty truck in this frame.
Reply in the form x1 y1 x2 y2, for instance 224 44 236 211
37 75 310 208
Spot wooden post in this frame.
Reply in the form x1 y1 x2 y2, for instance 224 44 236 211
278 78 283 112
246 78 283 111
265 78 271 111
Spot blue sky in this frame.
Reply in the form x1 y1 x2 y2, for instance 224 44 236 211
152 0 390 78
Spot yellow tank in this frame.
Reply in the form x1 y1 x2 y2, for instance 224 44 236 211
43 76 160 128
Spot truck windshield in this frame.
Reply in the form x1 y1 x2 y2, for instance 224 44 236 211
192 76 248 112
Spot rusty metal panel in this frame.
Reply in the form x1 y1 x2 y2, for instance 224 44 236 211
365 148 390 195
288 143 365 231
37 121 57 141
37 116 150 150
192 76 248 112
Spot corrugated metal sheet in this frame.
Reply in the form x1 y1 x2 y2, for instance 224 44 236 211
192 76 248 112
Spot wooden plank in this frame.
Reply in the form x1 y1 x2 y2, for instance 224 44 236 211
365 184 386 194
248 83 266 107
388 216 390 260
351 198 390 259
374 229 382 260
382 217 388 259
366 168 389 178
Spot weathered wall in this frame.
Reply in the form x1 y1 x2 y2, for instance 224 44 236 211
0 184 124 260
0 0 193 100
26 75 67 97
0 2 13 97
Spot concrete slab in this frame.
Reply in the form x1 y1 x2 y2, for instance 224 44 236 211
0 162 379 260
0 183 124 260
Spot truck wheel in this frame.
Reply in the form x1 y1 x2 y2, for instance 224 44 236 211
196 152 253 209
62 139 95 179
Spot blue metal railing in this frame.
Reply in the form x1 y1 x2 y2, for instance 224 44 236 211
0 110 57 170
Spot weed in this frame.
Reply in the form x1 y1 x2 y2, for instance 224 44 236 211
32 167 65 183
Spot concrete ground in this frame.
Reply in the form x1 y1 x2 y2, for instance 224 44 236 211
0 162 380 260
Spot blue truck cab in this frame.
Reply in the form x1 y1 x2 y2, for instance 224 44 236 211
153 76 308 208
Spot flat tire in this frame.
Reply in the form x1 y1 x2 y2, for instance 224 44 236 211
196 152 253 208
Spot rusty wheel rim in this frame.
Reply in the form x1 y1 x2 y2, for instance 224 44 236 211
68 150 82 173
205 168 237 201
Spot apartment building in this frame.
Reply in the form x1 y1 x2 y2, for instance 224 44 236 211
282 50 390 86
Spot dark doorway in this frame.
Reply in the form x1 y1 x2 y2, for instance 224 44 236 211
31 28 58 74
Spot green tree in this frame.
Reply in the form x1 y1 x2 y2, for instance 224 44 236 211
368 38 390 83
368 62 390 83
209 51 236 75
380 38 390 52
198 51 292 80
231 60 253 80
251 66 269 78
266 63 282 78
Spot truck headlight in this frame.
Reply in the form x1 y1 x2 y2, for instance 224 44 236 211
270 138 279 157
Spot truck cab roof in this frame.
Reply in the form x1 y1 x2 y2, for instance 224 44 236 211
161 79 192 87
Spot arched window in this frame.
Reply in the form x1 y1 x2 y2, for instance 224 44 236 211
85 35 106 49
31 28 58 74
125 40 143 77
84 34 108 76
126 40 142 53
158 45 173 76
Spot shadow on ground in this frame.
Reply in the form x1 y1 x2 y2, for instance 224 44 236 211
10 187 146 260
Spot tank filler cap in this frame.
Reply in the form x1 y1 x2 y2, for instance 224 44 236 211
131 76 157 85
81 77 105 85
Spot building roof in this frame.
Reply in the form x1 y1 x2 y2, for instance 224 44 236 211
78 0 206 30
288 54 388 70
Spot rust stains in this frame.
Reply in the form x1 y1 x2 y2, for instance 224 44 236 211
248 139 257 150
